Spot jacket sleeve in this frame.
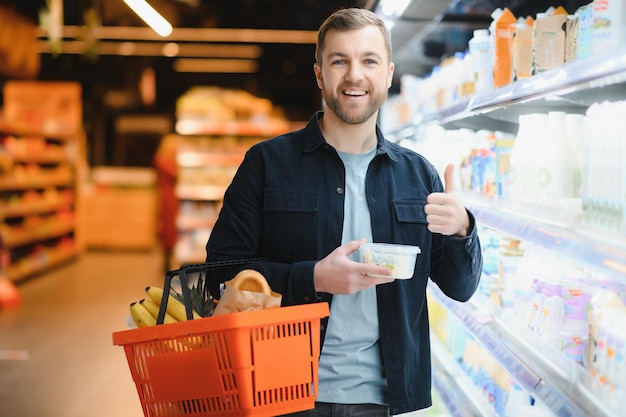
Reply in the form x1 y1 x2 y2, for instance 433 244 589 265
204 146 319 306
429 209 482 302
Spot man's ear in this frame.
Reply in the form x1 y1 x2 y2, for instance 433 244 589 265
313 63 323 89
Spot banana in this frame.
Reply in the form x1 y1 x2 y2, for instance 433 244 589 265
129 301 157 328
145 286 201 321
140 298 178 324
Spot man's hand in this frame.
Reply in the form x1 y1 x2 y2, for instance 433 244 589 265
425 163 470 237
314 239 394 295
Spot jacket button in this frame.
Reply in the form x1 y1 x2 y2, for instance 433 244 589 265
336 187 344 195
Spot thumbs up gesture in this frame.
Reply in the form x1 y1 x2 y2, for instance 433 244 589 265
425 163 470 237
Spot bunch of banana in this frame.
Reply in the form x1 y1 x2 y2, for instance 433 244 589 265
129 286 201 328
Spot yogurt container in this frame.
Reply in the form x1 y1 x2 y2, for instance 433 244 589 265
359 243 421 279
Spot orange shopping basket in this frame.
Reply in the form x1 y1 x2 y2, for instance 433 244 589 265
113 261 329 417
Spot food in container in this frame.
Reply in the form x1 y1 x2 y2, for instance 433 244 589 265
359 243 421 279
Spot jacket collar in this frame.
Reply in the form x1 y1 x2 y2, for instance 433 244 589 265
303 111 398 162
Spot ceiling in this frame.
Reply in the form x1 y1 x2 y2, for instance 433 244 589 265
0 0 593 167
2 0 592 120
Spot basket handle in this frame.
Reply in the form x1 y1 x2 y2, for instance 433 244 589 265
155 258 268 324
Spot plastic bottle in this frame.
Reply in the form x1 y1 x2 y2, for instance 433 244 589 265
536 111 575 203
509 113 547 201
468 29 494 94
565 113 585 198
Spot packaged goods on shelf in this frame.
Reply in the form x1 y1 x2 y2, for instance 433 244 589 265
0 82 83 282
532 7 568 74
492 8 516 88
168 87 292 266
385 42 626 417
592 0 625 55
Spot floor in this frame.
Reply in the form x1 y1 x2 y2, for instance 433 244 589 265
0 248 448 417
0 249 165 417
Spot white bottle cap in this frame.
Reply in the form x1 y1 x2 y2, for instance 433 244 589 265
473 29 490 38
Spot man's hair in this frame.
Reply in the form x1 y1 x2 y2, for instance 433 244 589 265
315 7 392 65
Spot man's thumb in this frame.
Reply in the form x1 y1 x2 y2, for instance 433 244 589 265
444 163 456 193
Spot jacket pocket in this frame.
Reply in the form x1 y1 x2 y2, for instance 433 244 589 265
263 190 318 258
392 199 430 273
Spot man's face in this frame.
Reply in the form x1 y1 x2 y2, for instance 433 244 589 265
314 26 394 125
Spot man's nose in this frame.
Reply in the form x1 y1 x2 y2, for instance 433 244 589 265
345 63 364 82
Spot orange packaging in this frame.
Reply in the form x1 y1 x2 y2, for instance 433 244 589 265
492 8 517 89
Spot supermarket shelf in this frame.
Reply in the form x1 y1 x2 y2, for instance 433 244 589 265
462 193 626 284
175 118 290 137
0 121 77 141
391 47 626 135
468 46 626 113
176 214 217 231
4 247 78 282
2 220 75 248
430 333 495 417
1 200 73 219
0 176 74 190
429 284 619 417
10 152 71 164
175 184 228 201
176 151 244 167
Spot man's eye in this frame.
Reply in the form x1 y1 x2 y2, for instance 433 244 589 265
365 59 378 65
331 59 346 65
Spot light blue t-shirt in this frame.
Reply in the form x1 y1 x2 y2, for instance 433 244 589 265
317 146 387 405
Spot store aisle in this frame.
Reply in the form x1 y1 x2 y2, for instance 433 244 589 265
0 249 165 417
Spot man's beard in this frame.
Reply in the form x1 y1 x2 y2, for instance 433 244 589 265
322 87 387 125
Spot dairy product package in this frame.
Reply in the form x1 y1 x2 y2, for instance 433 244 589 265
492 8 517 88
532 10 567 73
592 0 625 55
512 21 534 79
577 2 594 58
565 14 579 62
468 29 494 94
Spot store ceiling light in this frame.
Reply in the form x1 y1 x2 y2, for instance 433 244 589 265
173 58 258 73
122 0 173 37
379 0 411 17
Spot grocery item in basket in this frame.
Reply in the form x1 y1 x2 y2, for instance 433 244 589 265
213 269 281 316
129 301 157 328
146 286 202 321
359 243 421 279
139 298 178 324
229 269 272 295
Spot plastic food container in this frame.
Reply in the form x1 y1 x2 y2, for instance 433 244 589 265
359 243 421 279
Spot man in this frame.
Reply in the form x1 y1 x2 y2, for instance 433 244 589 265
206 7 482 416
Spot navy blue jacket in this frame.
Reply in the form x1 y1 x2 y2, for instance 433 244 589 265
206 111 482 414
